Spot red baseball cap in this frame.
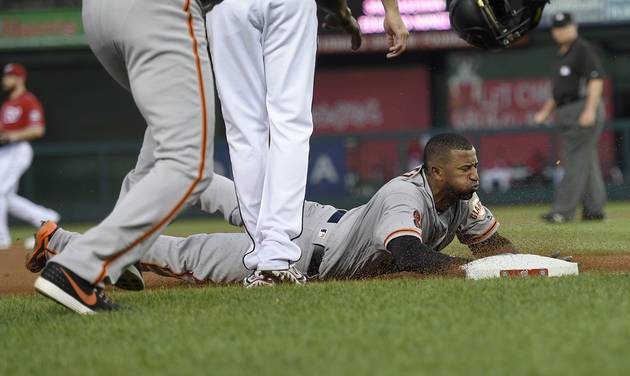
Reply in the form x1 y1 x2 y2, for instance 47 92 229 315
3 63 27 80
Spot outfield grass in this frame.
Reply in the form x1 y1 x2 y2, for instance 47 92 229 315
2 275 630 375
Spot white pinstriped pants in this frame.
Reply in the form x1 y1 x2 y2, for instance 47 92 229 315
207 0 318 270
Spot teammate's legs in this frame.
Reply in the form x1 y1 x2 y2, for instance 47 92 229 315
254 0 318 269
207 0 269 270
50 0 214 284
42 199 332 284
115 127 157 205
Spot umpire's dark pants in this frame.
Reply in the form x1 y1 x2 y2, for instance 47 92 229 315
552 100 607 218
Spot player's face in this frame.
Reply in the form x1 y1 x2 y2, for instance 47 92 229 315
442 148 480 200
2 75 18 92
551 24 577 45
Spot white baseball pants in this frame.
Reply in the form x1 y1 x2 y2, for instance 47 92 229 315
207 0 318 270
0 142 60 247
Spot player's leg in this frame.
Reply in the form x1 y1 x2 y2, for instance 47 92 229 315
0 143 34 247
207 0 268 270
255 0 318 269
551 127 593 218
581 108 607 217
7 195 60 226
44 201 331 283
198 173 242 226
48 0 214 287
6 143 59 227
0 194 8 248
142 233 253 283
115 127 157 205
46 227 250 283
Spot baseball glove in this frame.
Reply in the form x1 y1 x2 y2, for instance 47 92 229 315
317 0 362 50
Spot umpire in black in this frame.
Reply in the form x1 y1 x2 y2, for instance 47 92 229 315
534 12 607 223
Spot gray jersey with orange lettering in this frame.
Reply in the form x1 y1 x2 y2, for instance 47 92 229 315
317 166 499 279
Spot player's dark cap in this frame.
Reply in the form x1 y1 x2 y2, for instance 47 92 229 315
551 12 574 28
3 63 27 80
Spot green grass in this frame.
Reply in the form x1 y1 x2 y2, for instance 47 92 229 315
444 201 630 257
2 202 630 375
2 275 630 375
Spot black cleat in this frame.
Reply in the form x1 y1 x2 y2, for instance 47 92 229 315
34 262 120 315
582 212 606 221
115 263 145 291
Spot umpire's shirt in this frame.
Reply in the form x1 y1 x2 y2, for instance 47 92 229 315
552 37 605 108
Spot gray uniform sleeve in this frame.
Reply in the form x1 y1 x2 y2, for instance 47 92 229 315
373 182 425 249
456 193 500 245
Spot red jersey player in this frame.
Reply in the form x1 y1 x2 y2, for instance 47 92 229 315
0 63 59 249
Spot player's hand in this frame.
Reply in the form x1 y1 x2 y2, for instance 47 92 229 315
318 1 362 50
383 11 408 58
0 131 9 144
579 108 596 128
533 110 548 126
549 251 573 262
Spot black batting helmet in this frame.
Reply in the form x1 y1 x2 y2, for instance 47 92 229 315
449 0 549 50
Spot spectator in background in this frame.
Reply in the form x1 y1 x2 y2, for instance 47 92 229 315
525 150 548 186
481 157 511 193
534 12 607 223
0 63 60 249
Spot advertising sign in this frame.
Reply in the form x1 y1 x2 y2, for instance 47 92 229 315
313 67 431 134
0 10 85 50
448 58 613 129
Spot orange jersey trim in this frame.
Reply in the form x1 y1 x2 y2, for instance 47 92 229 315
384 228 423 247
93 1 209 285
467 218 499 244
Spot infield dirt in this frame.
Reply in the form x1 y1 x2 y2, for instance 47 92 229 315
2 245 629 295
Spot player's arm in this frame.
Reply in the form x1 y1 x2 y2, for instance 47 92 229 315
534 98 556 125
578 42 605 128
579 78 604 128
467 232 518 258
317 0 362 50
2 125 45 143
387 236 468 275
381 0 408 58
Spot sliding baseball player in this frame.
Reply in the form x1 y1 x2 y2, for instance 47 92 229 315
29 134 518 285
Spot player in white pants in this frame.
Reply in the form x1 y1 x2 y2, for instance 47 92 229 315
0 64 60 249
207 0 408 286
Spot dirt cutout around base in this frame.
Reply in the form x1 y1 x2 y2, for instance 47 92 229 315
1 245 629 296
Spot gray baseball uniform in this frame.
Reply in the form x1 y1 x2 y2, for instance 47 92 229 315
47 167 499 282
50 0 215 286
